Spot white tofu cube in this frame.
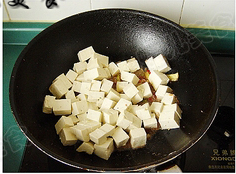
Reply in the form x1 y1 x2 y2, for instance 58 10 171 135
102 109 119 125
100 79 113 94
73 61 87 75
55 116 74 134
143 117 158 129
127 105 139 116
117 60 130 72
89 128 107 145
71 81 82 93
116 110 134 129
87 109 102 123
153 54 171 73
65 90 76 100
43 95 56 114
99 123 116 137
100 98 116 110
77 46 95 62
94 138 114 160
67 114 80 125
120 94 131 101
131 90 144 105
96 98 104 108
123 83 139 99
120 71 139 85
76 142 94 155
90 80 102 91
49 78 68 99
83 68 108 80
145 57 158 71
129 128 147 149
126 115 142 132
80 81 91 95
155 85 173 100
53 99 71 115
148 70 169 90
76 93 87 101
159 111 180 129
112 127 129 148
114 98 132 112
53 73 72 89
72 100 88 115
75 73 85 82
137 82 152 99
66 69 78 83
88 102 99 111
104 67 112 78
76 113 87 122
161 93 177 105
136 103 151 120
77 120 101 132
87 91 105 102
106 88 121 102
162 103 182 119
93 52 109 68
59 127 77 146
71 124 90 142
150 102 163 118
116 81 129 93
108 62 120 76
87 57 103 70
127 58 140 72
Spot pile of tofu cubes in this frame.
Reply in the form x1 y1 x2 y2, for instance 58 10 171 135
42 46 182 160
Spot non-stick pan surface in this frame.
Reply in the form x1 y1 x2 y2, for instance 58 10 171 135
9 9 219 171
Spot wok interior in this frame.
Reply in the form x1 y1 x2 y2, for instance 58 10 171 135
10 9 218 171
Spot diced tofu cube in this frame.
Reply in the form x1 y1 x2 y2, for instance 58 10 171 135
131 90 144 105
162 103 182 119
148 70 169 90
137 82 152 99
112 127 129 148
108 62 120 76
155 85 173 100
76 113 87 122
87 57 103 70
127 104 139 115
143 117 158 129
145 57 158 70
42 95 56 114
87 109 102 123
71 100 88 115
161 93 177 105
100 79 113 94
159 111 180 129
116 110 134 129
87 91 105 102
53 73 72 89
76 142 94 155
96 98 104 108
67 114 80 124
59 127 77 146
116 81 129 93
120 94 131 101
77 46 95 62
83 68 108 80
75 73 85 82
94 138 114 160
127 58 140 72
93 52 109 68
106 88 121 102
150 102 163 118
73 61 87 75
123 83 139 99
99 123 115 137
53 99 71 115
102 109 119 125
49 78 68 99
76 93 87 101
90 80 102 91
80 81 91 95
100 98 116 110
70 124 90 142
136 103 151 120
114 98 132 112
55 116 74 134
89 128 107 145
66 69 78 83
65 89 76 100
129 128 146 149
103 67 112 78
77 120 101 132
117 60 130 72
71 81 82 93
88 102 99 110
120 71 139 85
153 54 171 73
126 115 142 132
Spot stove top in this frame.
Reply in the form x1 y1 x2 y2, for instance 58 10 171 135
19 54 235 172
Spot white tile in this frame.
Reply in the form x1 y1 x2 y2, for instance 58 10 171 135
4 0 91 22
3 2 10 21
91 0 184 24
180 0 235 30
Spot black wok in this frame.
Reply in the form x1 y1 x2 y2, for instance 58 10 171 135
9 9 219 171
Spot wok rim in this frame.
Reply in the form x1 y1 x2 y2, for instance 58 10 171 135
9 8 220 172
